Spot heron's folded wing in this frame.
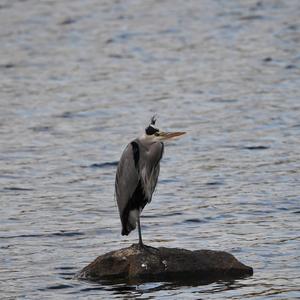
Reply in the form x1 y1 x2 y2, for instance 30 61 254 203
115 143 140 217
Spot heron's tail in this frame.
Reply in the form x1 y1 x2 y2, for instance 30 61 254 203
121 227 129 236
121 223 135 236
121 209 138 236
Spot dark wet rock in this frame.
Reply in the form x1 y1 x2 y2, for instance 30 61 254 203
77 244 253 283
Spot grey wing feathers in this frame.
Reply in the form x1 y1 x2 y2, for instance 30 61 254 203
115 143 139 220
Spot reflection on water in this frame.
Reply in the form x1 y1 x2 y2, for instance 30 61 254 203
1 0 300 299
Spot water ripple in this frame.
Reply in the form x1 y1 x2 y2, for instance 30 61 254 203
1 0 300 299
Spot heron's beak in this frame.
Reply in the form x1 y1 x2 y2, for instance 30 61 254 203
158 131 186 140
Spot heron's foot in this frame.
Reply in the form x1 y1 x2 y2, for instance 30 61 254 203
137 242 145 250
135 243 159 254
144 244 157 251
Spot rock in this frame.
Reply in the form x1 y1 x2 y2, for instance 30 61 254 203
77 244 253 283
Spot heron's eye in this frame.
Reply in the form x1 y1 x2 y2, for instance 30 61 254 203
154 132 159 136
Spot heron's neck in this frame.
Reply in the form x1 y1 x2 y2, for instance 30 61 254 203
138 134 157 148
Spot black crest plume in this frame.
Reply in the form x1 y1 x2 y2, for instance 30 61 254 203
150 115 157 125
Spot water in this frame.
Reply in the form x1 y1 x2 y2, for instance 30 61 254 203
1 0 300 298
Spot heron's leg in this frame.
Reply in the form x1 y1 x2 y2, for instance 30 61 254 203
137 214 143 247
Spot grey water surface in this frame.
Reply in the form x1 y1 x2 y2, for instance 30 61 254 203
1 0 300 299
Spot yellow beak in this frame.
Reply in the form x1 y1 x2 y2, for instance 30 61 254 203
158 131 186 140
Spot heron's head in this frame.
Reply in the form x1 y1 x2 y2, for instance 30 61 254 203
144 116 186 142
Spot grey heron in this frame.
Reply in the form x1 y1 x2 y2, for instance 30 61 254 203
115 116 185 247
